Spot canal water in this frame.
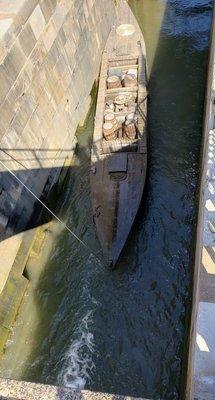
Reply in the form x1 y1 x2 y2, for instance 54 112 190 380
0 1 212 399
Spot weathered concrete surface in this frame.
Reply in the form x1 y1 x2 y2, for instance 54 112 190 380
0 378 150 400
186 5 215 400
0 232 24 294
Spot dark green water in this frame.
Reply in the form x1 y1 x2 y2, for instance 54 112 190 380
0 1 212 399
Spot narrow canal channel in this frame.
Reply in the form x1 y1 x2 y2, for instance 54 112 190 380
0 1 212 399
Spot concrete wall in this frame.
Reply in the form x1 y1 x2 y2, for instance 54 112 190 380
185 4 215 400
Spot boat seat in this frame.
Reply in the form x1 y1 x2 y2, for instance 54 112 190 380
108 153 128 173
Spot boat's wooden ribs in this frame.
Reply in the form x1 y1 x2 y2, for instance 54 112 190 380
108 57 138 68
102 139 138 154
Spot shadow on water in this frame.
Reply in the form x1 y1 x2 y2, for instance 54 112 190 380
0 1 213 400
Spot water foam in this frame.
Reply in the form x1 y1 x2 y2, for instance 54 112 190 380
58 311 95 389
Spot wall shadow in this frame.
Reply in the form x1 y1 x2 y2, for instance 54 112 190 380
0 163 70 242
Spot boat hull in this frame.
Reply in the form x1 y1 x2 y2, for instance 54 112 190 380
90 0 147 267
91 151 146 267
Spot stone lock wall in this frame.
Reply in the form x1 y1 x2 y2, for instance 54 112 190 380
0 0 115 235
0 0 116 351
185 4 215 399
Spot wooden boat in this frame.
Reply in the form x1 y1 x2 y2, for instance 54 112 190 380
90 0 147 268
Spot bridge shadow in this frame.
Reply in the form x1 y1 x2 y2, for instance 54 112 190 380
0 1 213 400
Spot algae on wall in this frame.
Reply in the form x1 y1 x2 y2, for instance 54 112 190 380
0 158 73 354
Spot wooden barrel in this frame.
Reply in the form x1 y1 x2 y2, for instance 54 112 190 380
104 113 118 130
114 94 127 112
117 115 126 124
128 104 137 114
107 75 121 89
127 68 137 77
124 93 134 102
127 112 137 123
127 112 135 120
123 73 137 88
103 122 117 141
124 121 136 140
118 125 123 139
115 94 126 105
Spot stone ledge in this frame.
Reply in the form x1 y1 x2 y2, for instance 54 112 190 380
0 378 150 400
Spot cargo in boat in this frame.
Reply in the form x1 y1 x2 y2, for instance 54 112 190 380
90 0 147 268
